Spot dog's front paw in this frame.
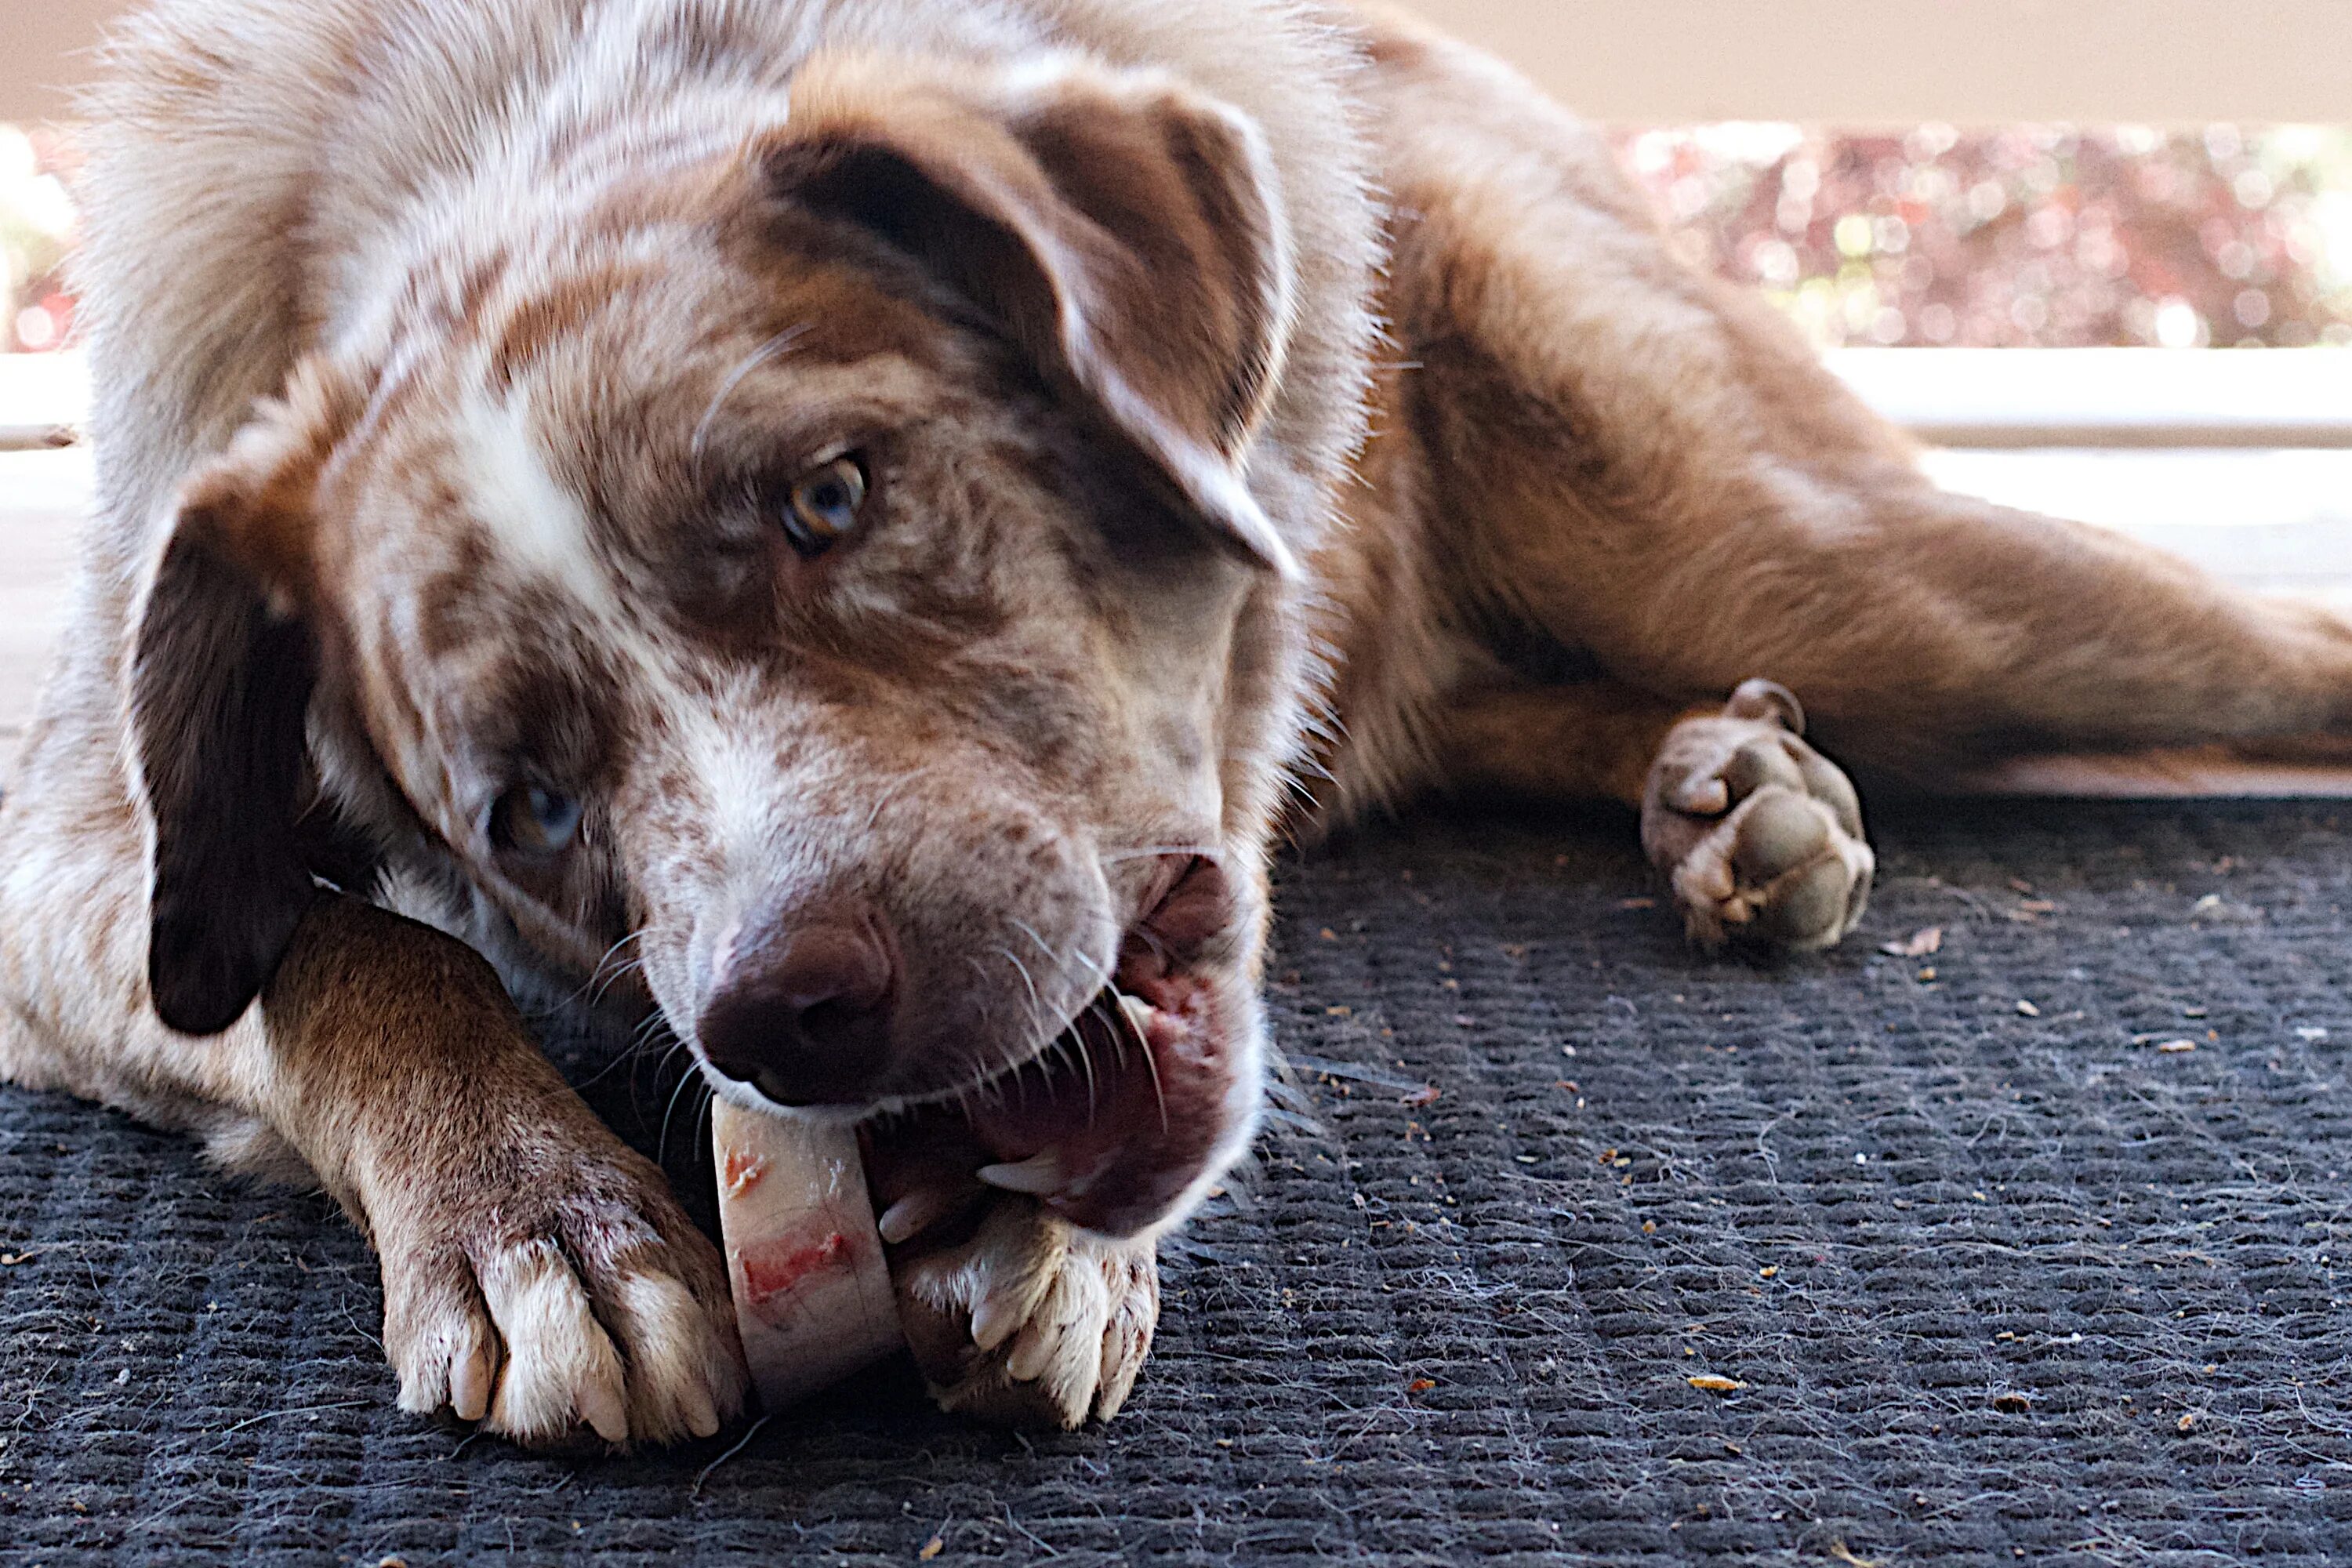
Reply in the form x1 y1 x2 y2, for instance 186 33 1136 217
891 1194 1157 1428
1642 678 1873 949
374 1135 748 1449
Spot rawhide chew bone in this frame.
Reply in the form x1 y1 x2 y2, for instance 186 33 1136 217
710 1098 903 1407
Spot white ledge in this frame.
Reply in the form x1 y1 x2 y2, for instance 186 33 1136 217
1824 347 2352 450
0 351 86 452
9 346 2352 456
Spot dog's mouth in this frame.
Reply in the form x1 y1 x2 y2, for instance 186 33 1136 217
858 855 1254 1240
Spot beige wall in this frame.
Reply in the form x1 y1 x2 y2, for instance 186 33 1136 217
1413 1 2352 125
4 1 117 124
5 0 2350 125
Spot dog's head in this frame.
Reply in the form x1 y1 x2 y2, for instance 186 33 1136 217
125 53 1320 1238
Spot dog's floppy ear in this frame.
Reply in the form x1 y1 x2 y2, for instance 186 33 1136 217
764 53 1301 575
128 369 345 1036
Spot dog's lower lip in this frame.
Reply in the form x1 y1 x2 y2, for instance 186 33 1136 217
855 860 1243 1236
862 950 1235 1240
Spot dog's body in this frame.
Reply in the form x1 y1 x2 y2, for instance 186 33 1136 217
9 0 2352 1443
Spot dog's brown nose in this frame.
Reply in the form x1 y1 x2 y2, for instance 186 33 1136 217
698 903 898 1105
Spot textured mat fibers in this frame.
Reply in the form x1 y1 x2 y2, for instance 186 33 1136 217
2 800 2350 1564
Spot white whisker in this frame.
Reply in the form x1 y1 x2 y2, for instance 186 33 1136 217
534 927 652 1017
691 324 811 484
1008 918 1106 988
1135 1021 1171 1136
858 765 938 835
658 1058 712 1167
1067 1013 1100 1120
586 953 646 1010
993 945 1043 1025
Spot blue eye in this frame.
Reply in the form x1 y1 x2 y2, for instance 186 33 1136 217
492 784 581 856
781 455 868 555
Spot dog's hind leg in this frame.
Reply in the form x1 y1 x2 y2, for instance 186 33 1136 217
1434 678 1877 949
1368 19 2352 767
1356 9 2352 946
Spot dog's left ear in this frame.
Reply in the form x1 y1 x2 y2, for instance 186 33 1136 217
127 365 346 1036
763 53 1301 575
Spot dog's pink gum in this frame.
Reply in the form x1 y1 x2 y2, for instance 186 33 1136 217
710 1099 903 1407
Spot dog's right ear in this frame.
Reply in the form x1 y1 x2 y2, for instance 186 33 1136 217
761 53 1302 576
128 369 347 1036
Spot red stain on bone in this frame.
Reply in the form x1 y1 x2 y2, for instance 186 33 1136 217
740 1231 855 1308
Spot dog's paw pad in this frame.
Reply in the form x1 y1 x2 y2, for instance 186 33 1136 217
1643 679 1873 950
892 1195 1158 1428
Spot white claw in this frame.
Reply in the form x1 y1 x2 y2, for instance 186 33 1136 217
971 1289 1025 1352
878 1186 962 1245
977 1152 1067 1196
681 1377 722 1441
1007 1323 1057 1383
576 1370 630 1446
449 1334 496 1424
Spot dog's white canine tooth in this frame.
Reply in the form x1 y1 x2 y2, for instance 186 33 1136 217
977 1152 1066 1196
877 1194 926 1245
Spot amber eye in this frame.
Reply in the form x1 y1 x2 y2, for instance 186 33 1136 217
490 784 582 857
780 455 868 556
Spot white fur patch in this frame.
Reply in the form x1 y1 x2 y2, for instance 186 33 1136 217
372 865 472 938
456 388 624 626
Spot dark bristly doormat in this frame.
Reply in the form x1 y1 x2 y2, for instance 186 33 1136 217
3 800 2350 1565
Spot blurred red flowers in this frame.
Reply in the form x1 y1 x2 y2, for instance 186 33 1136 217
1615 123 2352 350
6 120 2348 354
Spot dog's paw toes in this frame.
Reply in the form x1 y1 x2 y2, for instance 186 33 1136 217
477 1237 637 1445
1084 1240 1158 1420
388 1269 503 1425
891 1195 1158 1428
379 1153 748 1448
996 1230 1156 1424
1643 679 1873 951
562 1258 740 1444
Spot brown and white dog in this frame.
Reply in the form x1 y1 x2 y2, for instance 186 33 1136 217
7 0 2350 1446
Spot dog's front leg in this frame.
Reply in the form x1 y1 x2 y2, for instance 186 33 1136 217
887 1195 1158 1429
2 865 748 1445
249 891 748 1446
